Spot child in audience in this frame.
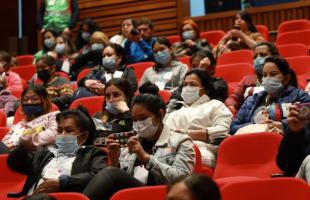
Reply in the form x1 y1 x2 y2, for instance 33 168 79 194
0 76 19 116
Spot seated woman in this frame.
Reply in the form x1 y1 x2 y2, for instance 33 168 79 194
230 55 310 135
35 55 74 110
72 43 138 100
164 69 233 167
140 37 189 91
75 18 102 54
173 19 211 58
110 18 138 47
0 85 59 154
213 10 264 58
0 76 19 117
54 34 78 74
0 50 23 92
7 106 107 198
34 29 58 62
83 93 195 200
92 78 134 144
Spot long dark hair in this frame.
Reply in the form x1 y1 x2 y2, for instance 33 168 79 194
238 10 257 33
76 18 102 50
153 37 174 71
106 43 127 66
42 29 58 53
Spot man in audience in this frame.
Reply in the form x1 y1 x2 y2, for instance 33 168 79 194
225 42 279 114
124 17 156 64
277 103 310 183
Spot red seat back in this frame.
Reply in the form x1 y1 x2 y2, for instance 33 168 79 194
110 185 166 200
166 35 181 45
178 56 192 69
0 110 7 127
221 178 310 200
277 43 309 58
0 127 9 140
200 30 225 46
276 30 310 47
11 65 36 81
256 25 269 41
129 62 155 82
158 90 171 104
215 63 254 83
214 133 283 179
278 19 310 35
70 96 105 116
77 68 92 83
286 56 310 76
16 55 34 66
217 50 254 66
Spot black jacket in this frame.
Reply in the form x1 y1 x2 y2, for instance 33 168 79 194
276 123 310 175
7 145 107 197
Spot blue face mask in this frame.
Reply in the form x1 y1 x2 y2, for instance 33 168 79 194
81 32 91 42
262 77 284 95
105 103 120 115
253 56 265 76
55 44 66 55
44 38 55 49
55 135 79 154
91 43 104 51
102 56 116 71
22 104 44 118
182 30 195 40
154 49 171 66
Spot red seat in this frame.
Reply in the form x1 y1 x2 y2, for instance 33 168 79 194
158 90 171 104
193 144 214 177
166 35 181 45
286 56 310 76
276 30 310 47
215 63 254 84
13 104 59 125
55 71 70 81
178 56 192 69
0 127 9 140
278 19 310 35
256 25 269 41
213 133 283 180
220 178 310 200
217 50 254 66
16 55 34 66
277 43 309 58
0 110 7 127
129 62 155 82
0 154 27 200
200 30 225 47
77 68 92 83
70 96 105 116
110 185 166 200
11 65 36 81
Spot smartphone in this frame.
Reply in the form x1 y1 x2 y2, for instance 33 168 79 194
231 25 241 41
130 29 139 36
94 137 106 147
298 103 310 120
114 131 136 147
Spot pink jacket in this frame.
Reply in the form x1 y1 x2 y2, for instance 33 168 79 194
6 71 23 92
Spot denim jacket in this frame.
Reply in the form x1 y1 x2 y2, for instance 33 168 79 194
119 125 195 185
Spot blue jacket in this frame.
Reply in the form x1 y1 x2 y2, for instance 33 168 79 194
124 38 156 64
230 86 310 134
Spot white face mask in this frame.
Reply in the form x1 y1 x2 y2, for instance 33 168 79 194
181 86 201 105
133 117 159 139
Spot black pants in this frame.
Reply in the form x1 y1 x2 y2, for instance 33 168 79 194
83 167 145 200
0 141 9 154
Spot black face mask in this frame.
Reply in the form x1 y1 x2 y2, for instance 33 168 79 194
37 70 51 82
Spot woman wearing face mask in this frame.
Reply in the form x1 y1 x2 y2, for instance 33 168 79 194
83 93 195 200
164 69 233 167
230 55 310 135
140 37 188 91
225 42 279 114
0 76 18 117
0 85 59 154
173 19 211 58
92 78 133 144
110 18 138 47
76 18 102 54
72 43 138 100
54 34 77 74
6 106 107 197
34 29 58 62
35 55 74 110
213 11 264 58
70 31 110 80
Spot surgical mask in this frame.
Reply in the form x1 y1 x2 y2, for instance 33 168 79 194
102 56 116 71
37 69 51 82
55 44 66 55
105 103 120 115
133 117 159 139
181 86 201 105
81 32 91 41
253 56 265 76
55 135 79 154
182 30 195 40
154 49 171 66
262 77 284 95
91 43 104 51
44 38 55 49
22 104 44 118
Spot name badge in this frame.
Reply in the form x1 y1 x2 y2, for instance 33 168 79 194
61 59 70 74
155 81 165 90
113 71 123 78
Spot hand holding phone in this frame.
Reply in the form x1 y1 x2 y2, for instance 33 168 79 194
114 131 135 147
298 103 310 120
